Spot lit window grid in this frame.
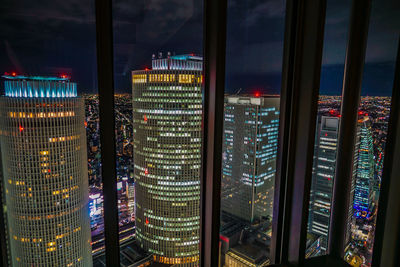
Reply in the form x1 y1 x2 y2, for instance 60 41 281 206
353 121 375 214
308 116 340 252
0 97 92 267
132 69 202 266
221 98 279 223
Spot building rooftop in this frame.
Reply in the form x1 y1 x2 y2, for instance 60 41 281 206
151 53 203 71
2 74 77 98
93 240 153 267
225 95 280 106
2 74 70 81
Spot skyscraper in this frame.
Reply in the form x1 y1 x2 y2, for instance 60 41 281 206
353 116 375 218
0 75 92 266
221 96 279 223
308 114 372 253
308 115 340 253
132 54 203 265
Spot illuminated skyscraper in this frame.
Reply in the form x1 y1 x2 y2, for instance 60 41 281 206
221 96 279 223
0 75 92 266
353 116 375 218
132 54 203 265
308 115 340 253
308 114 371 253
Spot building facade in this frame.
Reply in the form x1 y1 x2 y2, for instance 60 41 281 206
132 54 203 265
221 96 279 223
353 116 375 218
308 114 371 253
308 116 340 252
0 75 92 266
225 249 270 267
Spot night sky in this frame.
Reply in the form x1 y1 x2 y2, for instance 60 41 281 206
0 0 399 95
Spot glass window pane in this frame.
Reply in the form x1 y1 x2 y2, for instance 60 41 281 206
112 0 204 265
306 0 351 256
306 1 400 266
0 1 100 265
220 0 286 266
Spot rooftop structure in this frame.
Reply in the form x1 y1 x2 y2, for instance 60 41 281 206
2 75 77 98
151 53 202 71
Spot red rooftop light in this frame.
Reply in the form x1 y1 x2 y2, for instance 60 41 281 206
19 125 24 132
255 92 261 97
12 72 17 76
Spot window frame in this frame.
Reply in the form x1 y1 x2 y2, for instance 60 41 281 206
95 0 120 266
371 38 400 267
50 1 400 267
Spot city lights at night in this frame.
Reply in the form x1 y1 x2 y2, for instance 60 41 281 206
0 0 399 267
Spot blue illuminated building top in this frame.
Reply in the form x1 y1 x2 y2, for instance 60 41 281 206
151 53 203 71
2 75 77 98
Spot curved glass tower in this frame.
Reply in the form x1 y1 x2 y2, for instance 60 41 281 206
0 75 92 266
132 54 202 266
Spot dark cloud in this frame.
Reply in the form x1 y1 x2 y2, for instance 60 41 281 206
0 0 398 95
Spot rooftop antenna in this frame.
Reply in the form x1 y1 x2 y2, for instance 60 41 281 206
152 54 156 60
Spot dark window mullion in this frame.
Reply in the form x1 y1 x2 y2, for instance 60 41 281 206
277 0 327 265
371 37 400 267
271 0 299 262
329 0 372 259
200 0 227 266
95 0 120 266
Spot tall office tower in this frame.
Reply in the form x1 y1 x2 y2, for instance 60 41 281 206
308 116 340 253
308 114 363 253
132 54 203 265
0 75 92 266
353 116 375 218
221 96 280 223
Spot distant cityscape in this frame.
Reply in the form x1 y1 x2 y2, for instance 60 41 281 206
83 92 391 267
0 56 391 267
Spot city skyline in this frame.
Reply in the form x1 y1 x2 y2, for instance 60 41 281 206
0 0 398 266
0 72 391 266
